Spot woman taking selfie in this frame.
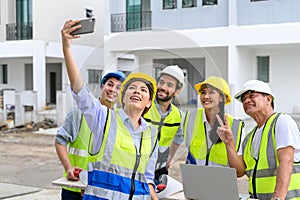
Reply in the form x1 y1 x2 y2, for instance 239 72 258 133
61 19 159 200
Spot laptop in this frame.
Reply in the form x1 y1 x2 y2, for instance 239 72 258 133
180 164 250 200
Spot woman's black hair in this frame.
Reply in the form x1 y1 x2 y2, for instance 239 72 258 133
200 84 225 144
210 100 225 144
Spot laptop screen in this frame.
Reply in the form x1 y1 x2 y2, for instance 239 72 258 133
180 164 240 200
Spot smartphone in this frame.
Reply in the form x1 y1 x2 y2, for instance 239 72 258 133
70 18 96 36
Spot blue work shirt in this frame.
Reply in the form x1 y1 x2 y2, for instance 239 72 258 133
71 85 158 185
55 107 82 146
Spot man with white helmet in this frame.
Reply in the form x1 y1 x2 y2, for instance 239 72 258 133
219 80 300 200
143 65 185 185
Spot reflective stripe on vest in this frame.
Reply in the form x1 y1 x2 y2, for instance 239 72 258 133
83 110 156 200
68 146 88 157
143 103 181 169
64 115 91 193
243 113 300 200
184 108 243 166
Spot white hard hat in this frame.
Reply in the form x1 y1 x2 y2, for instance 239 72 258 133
159 65 185 89
234 80 275 102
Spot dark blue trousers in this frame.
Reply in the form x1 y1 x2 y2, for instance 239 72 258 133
61 188 83 200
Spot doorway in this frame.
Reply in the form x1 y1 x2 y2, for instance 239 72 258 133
50 72 56 104
46 63 62 105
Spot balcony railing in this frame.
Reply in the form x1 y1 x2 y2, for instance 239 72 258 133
111 11 152 33
6 22 33 40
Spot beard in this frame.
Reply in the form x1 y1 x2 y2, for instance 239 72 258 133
156 89 176 102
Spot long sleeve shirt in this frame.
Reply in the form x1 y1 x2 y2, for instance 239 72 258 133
71 85 158 185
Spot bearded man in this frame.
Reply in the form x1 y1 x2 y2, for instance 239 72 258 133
143 65 185 185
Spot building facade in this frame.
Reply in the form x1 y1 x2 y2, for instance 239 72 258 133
105 0 300 119
1 0 300 126
0 0 104 125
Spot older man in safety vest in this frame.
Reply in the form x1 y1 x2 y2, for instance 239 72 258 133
219 80 300 200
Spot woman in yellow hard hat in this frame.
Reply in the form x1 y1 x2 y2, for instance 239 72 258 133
183 76 244 175
61 19 159 199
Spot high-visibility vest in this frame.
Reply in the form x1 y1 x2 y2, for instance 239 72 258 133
83 110 157 200
243 113 300 200
63 115 90 193
184 108 243 166
143 103 181 169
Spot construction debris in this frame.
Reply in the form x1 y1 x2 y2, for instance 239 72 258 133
1 118 57 133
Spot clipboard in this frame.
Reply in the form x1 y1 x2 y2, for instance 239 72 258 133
52 177 86 190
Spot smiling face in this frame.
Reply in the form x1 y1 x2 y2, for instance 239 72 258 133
100 77 122 108
241 91 273 117
122 80 152 113
199 86 224 112
156 74 180 102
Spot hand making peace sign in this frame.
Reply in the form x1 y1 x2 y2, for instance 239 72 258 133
216 114 235 145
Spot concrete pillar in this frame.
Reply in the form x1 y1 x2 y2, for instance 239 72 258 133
3 90 15 124
33 41 46 110
228 0 237 26
31 91 38 123
21 91 38 124
228 45 238 116
104 51 118 73
56 91 67 126
15 92 24 126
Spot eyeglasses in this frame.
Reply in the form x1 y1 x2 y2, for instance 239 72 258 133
158 79 175 89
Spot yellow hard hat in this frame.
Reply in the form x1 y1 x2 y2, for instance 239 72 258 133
120 72 157 106
194 76 232 105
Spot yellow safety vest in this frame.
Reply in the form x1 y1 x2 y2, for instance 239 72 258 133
243 113 300 200
63 115 90 193
184 108 243 166
143 103 181 170
144 103 181 147
84 110 157 200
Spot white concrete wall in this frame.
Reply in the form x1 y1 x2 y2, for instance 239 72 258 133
0 0 6 41
33 0 104 46
232 47 300 119
257 48 300 114
204 47 228 78
151 0 228 30
238 0 300 25
0 0 15 41
110 0 126 13
232 47 256 120
0 57 30 91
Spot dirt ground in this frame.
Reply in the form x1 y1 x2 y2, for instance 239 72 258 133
0 131 62 190
0 130 249 195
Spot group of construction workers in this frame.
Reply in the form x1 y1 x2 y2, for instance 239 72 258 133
55 19 300 200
